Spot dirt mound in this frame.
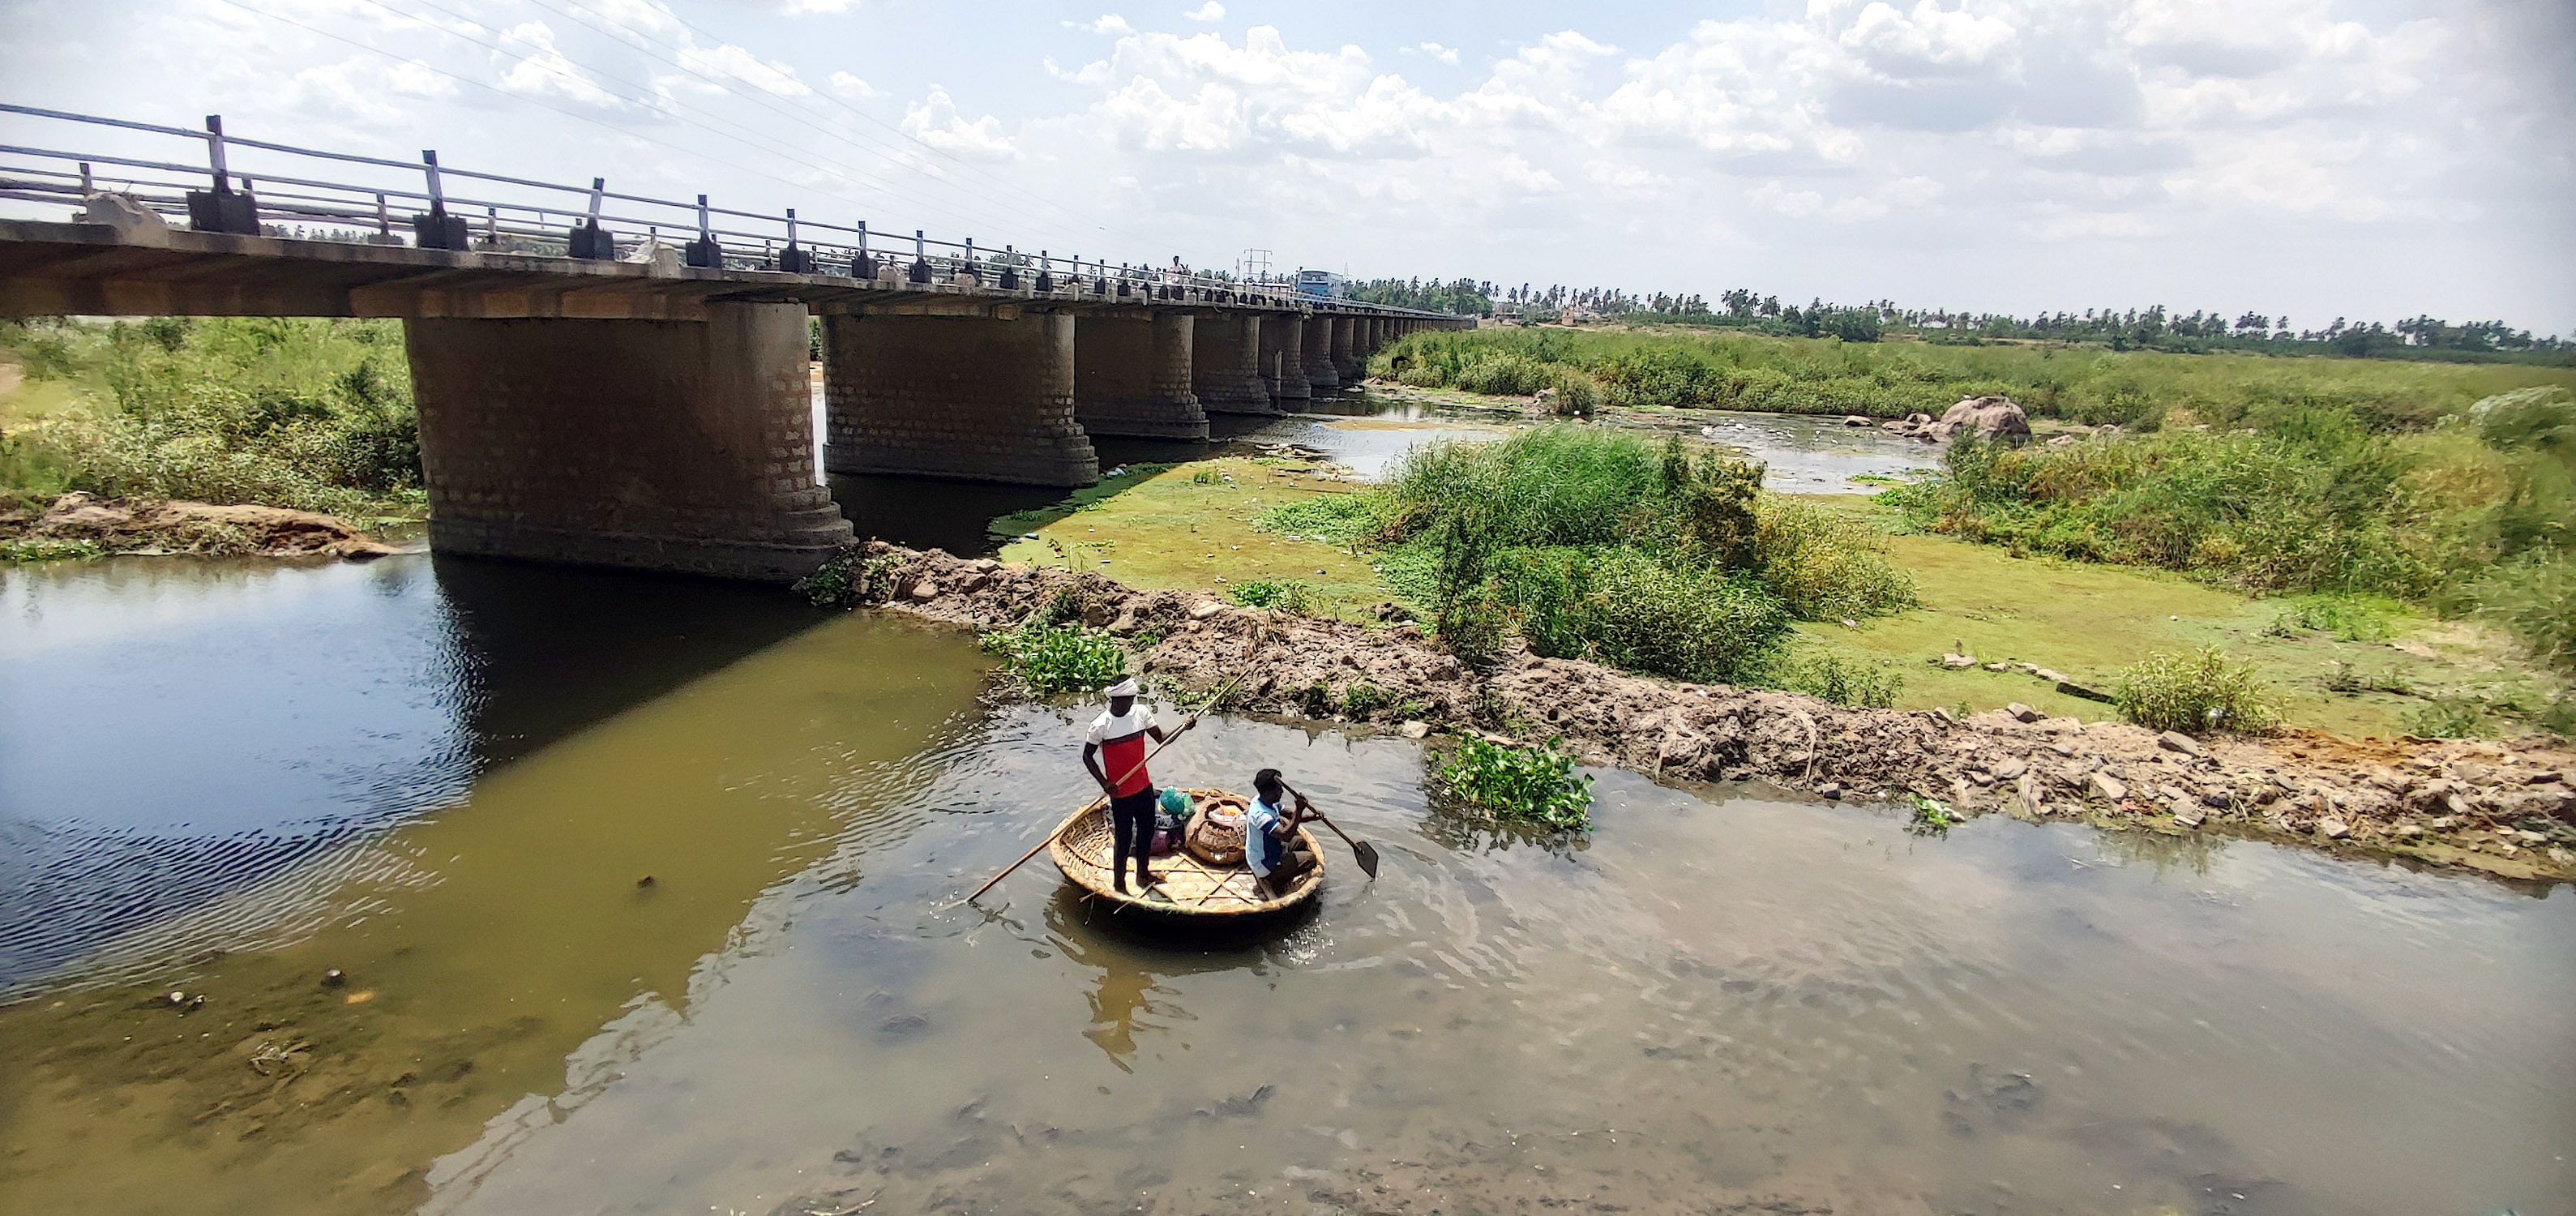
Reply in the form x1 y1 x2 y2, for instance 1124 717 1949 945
841 542 2576 883
3 492 399 560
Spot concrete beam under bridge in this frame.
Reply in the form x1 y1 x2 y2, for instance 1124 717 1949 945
820 310 1100 486
404 302 853 582
1074 311 1206 440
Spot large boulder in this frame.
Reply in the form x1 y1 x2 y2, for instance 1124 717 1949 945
1928 395 2030 445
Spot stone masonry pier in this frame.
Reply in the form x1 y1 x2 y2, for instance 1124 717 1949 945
407 302 853 580
1259 312 1311 407
823 310 1099 485
1302 315 1341 393
1073 311 1206 439
1190 312 1274 415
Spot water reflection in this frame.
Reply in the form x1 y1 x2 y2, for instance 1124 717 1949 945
0 552 826 993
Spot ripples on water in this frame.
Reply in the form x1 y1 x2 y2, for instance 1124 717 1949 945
434 707 2574 1216
3 552 2571 1216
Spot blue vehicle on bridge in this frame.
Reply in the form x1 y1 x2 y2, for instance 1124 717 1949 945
1295 270 1347 300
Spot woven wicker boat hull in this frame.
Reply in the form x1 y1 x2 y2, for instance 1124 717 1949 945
1049 787 1324 918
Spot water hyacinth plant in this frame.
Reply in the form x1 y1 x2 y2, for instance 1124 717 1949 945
978 622 1128 692
1436 736 1596 831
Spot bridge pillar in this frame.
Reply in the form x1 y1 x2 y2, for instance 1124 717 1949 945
404 302 853 581
1190 312 1274 415
821 310 1099 486
1260 312 1310 407
1301 315 1341 392
1329 316 1362 382
1075 311 1208 439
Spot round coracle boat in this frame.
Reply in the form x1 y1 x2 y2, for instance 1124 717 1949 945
1050 787 1324 917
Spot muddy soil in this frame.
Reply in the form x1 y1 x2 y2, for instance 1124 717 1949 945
0 492 400 560
841 542 2576 884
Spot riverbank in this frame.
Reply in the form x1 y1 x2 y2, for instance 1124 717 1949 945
849 541 2576 883
0 490 401 562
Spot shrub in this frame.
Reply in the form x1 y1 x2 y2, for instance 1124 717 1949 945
2458 553 2576 674
1227 579 1319 612
1752 497 1916 619
1557 550 1790 683
1453 350 1552 396
1437 736 1594 830
2112 645 2282 734
978 623 1128 691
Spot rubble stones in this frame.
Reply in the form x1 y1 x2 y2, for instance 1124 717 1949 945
849 542 2576 880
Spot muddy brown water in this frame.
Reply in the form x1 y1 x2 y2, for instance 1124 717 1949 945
2 549 2572 1214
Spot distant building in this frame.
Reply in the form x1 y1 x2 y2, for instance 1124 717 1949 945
1295 269 1347 300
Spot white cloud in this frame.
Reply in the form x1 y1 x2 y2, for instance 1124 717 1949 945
674 42 811 98
493 22 623 109
901 88 1021 160
15 0 2556 331
1183 2 1224 22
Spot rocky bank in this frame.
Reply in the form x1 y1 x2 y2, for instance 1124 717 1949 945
834 542 2576 884
0 491 400 560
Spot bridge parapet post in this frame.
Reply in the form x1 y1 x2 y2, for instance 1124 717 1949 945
403 302 851 581
1075 310 1208 439
1301 315 1341 392
822 310 1098 486
1258 310 1309 405
1191 312 1274 416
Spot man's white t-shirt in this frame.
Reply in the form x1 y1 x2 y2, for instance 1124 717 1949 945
1087 705 1157 795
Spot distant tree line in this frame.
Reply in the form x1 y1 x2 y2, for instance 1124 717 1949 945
1346 277 1495 315
1434 280 2570 362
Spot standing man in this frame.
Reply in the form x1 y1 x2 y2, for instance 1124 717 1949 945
1085 677 1188 893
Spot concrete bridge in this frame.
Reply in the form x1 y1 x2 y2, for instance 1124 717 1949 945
0 106 1470 580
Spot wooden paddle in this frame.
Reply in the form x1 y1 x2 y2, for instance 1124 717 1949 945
961 657 1259 906
1281 780 1380 880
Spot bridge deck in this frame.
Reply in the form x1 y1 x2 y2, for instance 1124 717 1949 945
0 221 1427 323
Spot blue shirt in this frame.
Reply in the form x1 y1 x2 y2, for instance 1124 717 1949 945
1245 795 1287 877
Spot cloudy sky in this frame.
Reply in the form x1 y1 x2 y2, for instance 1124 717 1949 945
4 0 2570 332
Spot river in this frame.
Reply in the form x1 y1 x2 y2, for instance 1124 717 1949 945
2 409 2571 1214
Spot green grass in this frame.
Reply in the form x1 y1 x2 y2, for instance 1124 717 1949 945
995 456 1392 617
1782 496 2565 737
1885 387 2576 682
1369 327 2576 428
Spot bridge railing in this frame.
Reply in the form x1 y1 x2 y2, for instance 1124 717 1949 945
0 103 1456 318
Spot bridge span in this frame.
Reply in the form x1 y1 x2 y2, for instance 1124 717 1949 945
0 105 1470 580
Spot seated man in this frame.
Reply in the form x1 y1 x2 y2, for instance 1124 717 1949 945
1244 768 1318 899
